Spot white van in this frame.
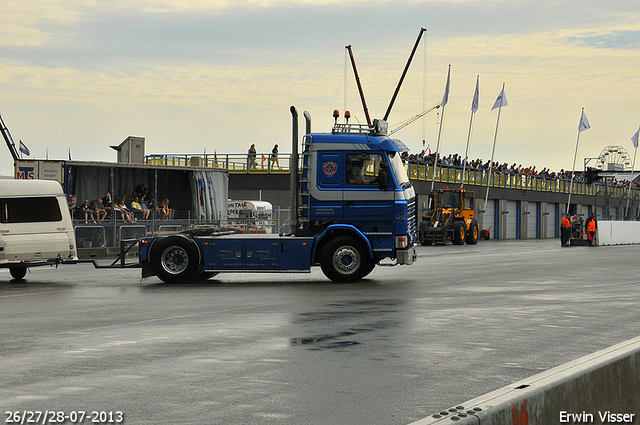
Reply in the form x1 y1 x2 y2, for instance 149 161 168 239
0 179 77 280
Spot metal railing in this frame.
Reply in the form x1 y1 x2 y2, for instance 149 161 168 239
145 153 292 174
74 208 293 248
405 162 638 198
143 153 639 199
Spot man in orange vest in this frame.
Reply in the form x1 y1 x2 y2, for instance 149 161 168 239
585 213 597 246
561 213 572 247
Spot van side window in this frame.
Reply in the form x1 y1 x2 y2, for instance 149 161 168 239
0 197 62 223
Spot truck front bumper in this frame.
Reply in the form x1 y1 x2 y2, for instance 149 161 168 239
396 243 417 265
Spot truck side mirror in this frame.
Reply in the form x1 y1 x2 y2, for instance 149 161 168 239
378 169 389 190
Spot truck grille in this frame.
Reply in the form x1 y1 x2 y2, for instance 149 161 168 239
407 197 417 242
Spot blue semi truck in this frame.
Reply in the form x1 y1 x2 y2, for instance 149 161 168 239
140 107 417 283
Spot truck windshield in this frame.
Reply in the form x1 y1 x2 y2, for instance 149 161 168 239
388 152 411 189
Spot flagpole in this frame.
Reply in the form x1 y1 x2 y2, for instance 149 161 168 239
431 103 446 191
431 65 450 192
567 108 585 212
461 75 479 190
484 82 505 212
460 109 474 189
625 125 639 218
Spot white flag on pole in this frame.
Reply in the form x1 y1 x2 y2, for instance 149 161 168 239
632 127 639 149
491 87 508 110
578 109 591 132
441 65 451 108
471 75 479 113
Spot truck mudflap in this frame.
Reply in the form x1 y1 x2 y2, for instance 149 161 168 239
396 243 417 265
141 260 156 278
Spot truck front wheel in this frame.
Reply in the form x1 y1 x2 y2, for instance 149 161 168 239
320 236 371 283
150 236 202 283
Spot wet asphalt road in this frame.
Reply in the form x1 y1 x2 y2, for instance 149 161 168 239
1 239 639 425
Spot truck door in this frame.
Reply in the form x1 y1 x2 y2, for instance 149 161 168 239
343 152 394 233
310 153 344 221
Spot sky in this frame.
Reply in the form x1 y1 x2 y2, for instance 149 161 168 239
1 0 639 176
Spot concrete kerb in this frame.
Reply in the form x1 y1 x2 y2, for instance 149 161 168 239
410 335 640 425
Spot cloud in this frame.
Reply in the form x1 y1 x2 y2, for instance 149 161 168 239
565 30 640 50
1 0 640 175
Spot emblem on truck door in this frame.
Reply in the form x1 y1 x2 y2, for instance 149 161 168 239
322 161 338 177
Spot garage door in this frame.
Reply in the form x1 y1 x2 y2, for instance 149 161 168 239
527 202 538 238
483 199 496 239
505 200 518 239
545 203 557 238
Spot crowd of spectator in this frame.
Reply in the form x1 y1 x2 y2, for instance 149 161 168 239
68 183 175 223
401 150 640 190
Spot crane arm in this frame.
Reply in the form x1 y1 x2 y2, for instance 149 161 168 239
0 113 20 161
388 102 441 135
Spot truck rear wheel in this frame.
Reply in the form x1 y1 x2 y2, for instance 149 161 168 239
10 267 27 280
150 236 202 283
320 236 371 283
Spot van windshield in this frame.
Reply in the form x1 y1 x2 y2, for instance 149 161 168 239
1 197 62 223
388 152 411 189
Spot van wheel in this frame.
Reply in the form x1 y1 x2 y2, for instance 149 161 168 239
10 267 27 280
320 236 371 283
150 236 202 283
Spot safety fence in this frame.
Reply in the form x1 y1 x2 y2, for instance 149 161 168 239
74 207 293 249
404 163 636 198
145 153 291 175
144 153 639 199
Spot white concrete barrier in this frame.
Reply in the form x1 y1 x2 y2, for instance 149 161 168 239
597 221 640 245
410 336 640 425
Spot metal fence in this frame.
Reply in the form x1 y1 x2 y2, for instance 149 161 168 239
145 152 639 199
74 208 293 248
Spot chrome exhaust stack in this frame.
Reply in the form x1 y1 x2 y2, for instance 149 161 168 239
289 106 299 234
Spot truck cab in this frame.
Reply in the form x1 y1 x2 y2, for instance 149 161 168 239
297 118 417 281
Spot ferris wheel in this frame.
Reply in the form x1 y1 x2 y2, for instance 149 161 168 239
594 145 633 172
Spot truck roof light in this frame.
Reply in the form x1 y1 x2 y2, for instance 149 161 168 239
333 109 340 119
